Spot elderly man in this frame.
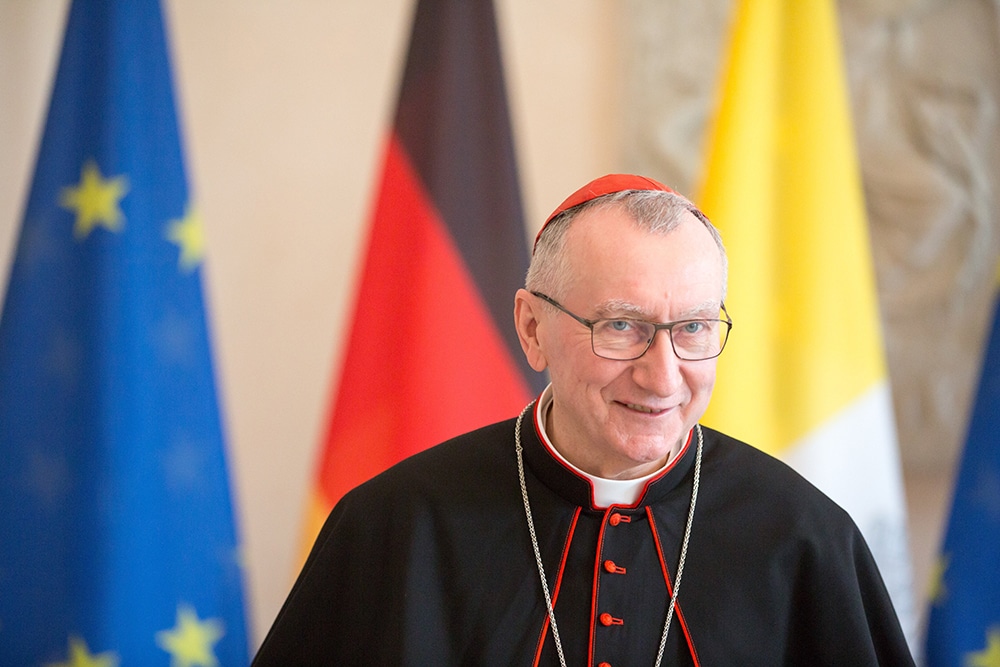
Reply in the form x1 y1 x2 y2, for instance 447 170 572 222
253 175 914 666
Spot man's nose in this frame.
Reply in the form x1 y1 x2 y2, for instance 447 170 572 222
631 330 684 394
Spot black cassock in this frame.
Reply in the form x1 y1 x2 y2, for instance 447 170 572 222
254 407 914 666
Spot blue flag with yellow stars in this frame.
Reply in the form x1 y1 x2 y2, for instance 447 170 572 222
924 269 1000 667
0 0 249 664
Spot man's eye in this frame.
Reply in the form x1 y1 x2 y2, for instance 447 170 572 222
681 321 705 334
608 320 633 332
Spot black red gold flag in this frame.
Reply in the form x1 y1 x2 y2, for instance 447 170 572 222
302 0 543 552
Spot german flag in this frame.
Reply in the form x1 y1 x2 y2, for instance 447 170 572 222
301 0 544 554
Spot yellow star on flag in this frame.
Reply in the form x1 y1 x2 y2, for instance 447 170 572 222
59 160 129 239
46 635 119 667
155 603 225 667
967 628 1000 667
166 205 205 272
928 554 948 605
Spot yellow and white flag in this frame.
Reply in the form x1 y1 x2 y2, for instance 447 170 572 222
698 0 914 639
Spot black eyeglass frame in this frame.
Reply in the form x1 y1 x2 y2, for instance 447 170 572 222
530 290 732 361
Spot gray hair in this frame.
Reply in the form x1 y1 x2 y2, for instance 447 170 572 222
525 189 728 299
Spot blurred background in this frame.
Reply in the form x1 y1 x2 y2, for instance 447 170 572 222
1 0 997 651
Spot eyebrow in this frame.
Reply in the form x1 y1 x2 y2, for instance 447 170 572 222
592 298 722 322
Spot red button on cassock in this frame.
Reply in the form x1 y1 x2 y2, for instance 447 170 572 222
608 512 631 526
599 613 623 626
604 560 626 574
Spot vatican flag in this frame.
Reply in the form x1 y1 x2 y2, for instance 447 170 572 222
698 0 915 642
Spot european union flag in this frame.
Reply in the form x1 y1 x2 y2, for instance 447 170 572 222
924 275 1000 666
0 0 250 664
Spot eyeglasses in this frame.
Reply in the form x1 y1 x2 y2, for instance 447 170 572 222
531 291 732 361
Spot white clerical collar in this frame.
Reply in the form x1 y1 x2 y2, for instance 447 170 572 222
533 384 683 509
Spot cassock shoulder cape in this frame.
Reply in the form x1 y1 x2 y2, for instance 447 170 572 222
254 410 914 666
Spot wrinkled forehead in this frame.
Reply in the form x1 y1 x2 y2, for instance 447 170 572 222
560 204 727 306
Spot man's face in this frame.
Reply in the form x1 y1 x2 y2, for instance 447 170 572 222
517 204 725 480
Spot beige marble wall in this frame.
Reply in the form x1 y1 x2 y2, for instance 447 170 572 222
627 0 1000 474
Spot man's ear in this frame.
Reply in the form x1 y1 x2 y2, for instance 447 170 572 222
514 289 548 372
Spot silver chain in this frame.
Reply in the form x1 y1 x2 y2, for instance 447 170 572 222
514 403 703 667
